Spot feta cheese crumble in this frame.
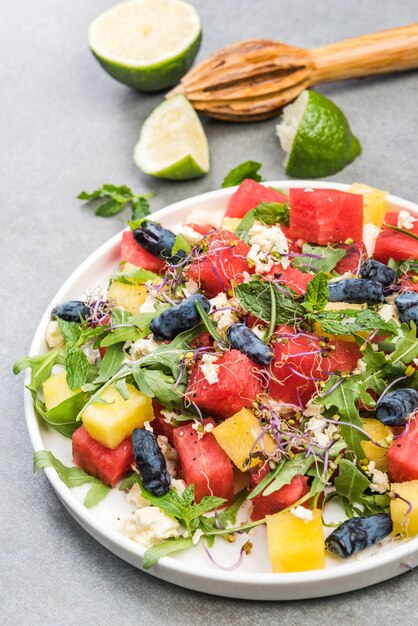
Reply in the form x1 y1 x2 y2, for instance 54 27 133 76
157 435 178 477
160 409 179 425
117 507 179 547
200 353 220 385
305 416 339 448
290 506 313 522
397 210 417 230
366 461 390 494
45 320 65 349
378 304 400 325
209 292 239 335
172 223 203 246
191 420 214 440
362 223 380 257
138 294 157 314
186 208 222 228
129 335 161 360
247 223 289 274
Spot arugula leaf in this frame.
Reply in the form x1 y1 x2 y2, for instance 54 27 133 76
334 459 370 503
384 222 418 242
292 243 346 273
100 307 168 348
196 299 224 343
257 454 316 497
33 450 111 508
143 537 194 570
235 280 304 325
302 271 329 314
221 161 263 188
78 184 153 221
255 202 290 226
217 489 248 528
95 343 125 383
234 210 257 242
13 349 64 390
45 391 89 437
391 322 418 365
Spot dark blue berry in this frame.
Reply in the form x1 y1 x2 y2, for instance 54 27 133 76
150 294 210 340
375 388 418 426
52 300 90 322
132 221 186 265
396 291 418 328
132 429 171 496
360 260 396 287
328 279 383 304
325 514 392 558
227 323 273 366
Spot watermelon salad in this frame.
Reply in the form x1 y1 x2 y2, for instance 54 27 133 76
14 180 418 573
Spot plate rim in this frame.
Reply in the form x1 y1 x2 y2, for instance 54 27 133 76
24 180 418 594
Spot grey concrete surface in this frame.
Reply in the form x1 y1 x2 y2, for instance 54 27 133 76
2 0 418 624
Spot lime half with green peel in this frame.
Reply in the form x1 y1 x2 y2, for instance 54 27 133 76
276 90 361 178
88 0 202 92
134 95 210 180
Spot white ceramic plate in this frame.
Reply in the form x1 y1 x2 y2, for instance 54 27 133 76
25 180 418 600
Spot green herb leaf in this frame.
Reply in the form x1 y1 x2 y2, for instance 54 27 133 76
33 450 110 507
172 232 192 256
234 210 257 242
302 271 328 314
334 459 370 503
262 454 316 497
292 243 346 273
384 222 418 242
143 537 194 570
57 318 82 345
221 161 263 188
65 346 90 391
316 308 397 337
13 349 64 389
110 267 158 285
235 280 304 325
255 202 290 226
196 299 224 343
217 488 248 528
95 343 125 383
391 322 418 364
78 184 153 221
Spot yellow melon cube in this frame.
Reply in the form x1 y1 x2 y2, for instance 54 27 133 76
348 183 388 227
107 281 148 315
361 418 390 471
82 383 153 448
221 217 242 232
390 480 418 537
43 370 78 411
212 408 275 470
266 509 325 572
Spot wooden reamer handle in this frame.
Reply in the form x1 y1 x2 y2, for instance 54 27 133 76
311 23 418 84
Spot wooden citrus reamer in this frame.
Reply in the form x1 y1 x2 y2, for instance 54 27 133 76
169 24 418 121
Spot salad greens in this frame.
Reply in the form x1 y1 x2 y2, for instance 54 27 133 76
78 184 153 220
221 160 263 188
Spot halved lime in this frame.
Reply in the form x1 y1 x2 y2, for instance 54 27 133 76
276 90 361 178
134 94 210 179
88 0 201 92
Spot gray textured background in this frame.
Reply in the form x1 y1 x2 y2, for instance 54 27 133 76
2 1 418 624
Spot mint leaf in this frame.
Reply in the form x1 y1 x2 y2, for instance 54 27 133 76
316 308 396 337
33 450 110 508
65 346 90 391
255 202 290 226
57 318 82 345
302 271 328 314
221 161 263 188
78 184 153 221
143 537 194 570
292 243 346 273
235 280 304 325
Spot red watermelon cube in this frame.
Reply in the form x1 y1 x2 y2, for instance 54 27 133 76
269 333 360 407
186 349 265 419
121 230 165 273
186 230 254 298
374 212 418 264
150 402 177 446
250 468 310 521
225 179 288 219
173 418 234 503
388 417 418 482
334 242 366 275
289 188 364 245
263 264 315 295
72 426 134 487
